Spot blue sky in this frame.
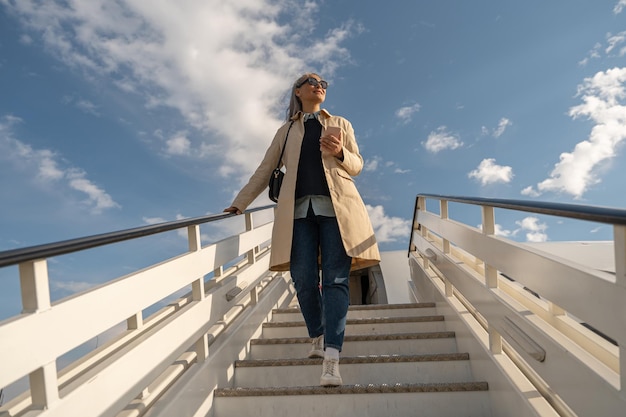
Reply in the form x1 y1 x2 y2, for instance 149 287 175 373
1 1 626 319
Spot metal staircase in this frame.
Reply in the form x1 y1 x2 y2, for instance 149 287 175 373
212 302 492 417
1 195 626 417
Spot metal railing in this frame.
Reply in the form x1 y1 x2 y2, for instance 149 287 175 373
409 194 626 255
408 194 626 417
0 205 274 268
0 204 290 417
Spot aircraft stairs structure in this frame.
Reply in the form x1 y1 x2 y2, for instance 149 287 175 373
1 194 625 417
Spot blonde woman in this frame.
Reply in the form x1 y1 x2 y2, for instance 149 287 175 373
224 73 380 386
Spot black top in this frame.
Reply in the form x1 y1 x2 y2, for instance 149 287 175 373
295 118 331 199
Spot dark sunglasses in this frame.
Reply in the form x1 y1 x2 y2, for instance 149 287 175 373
297 77 328 89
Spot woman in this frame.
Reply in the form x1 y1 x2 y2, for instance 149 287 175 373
224 72 380 386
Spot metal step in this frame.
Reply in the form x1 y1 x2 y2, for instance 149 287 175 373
213 303 491 417
213 382 491 417
249 332 458 360
233 353 474 387
271 302 438 322
261 315 446 338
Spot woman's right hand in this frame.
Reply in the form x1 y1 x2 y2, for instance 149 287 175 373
223 206 242 215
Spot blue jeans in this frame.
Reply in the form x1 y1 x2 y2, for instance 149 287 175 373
290 206 352 351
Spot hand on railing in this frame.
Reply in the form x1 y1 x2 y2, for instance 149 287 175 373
223 206 242 215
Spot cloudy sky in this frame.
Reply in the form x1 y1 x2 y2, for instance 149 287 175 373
1 1 626 319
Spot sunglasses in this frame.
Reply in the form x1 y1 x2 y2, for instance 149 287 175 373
297 77 328 89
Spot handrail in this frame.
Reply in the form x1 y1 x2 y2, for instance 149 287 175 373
407 193 626 417
416 194 626 225
0 205 275 268
409 193 626 257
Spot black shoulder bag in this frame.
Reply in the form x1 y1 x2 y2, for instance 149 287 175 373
268 120 294 203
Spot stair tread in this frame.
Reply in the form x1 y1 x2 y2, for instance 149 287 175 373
263 315 444 328
236 353 470 367
273 302 435 314
251 331 455 345
215 381 489 397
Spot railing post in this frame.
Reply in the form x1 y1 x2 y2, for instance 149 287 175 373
482 206 498 288
439 199 453 296
440 200 450 254
30 361 59 408
19 259 51 313
195 335 210 363
186 223 210 362
127 312 144 330
214 266 223 280
549 302 566 316
188 224 202 252
444 280 453 297
418 196 427 238
18 259 56 403
614 225 626 392
489 326 503 355
245 213 255 265
615 225 626 288
250 284 259 305
188 225 205 301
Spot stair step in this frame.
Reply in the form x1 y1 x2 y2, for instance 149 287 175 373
249 332 458 360
262 315 446 338
271 302 437 322
233 353 474 387
213 382 491 417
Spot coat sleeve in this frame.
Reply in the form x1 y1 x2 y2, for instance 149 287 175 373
230 126 286 210
337 120 363 177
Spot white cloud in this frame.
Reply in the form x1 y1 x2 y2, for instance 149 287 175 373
606 31 626 57
0 114 120 214
614 0 626 14
468 158 514 185
62 95 101 116
493 117 512 138
143 213 236 243
520 186 541 198
477 223 513 237
515 216 548 243
76 99 100 116
165 133 191 156
481 118 512 138
37 150 65 181
364 156 381 172
580 30 626 66
579 42 602 66
494 224 513 237
366 205 411 244
52 280 94 293
531 67 626 198
422 126 463 153
66 169 119 213
2 0 361 183
143 216 167 225
395 103 421 124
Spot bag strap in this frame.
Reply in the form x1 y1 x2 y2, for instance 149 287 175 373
275 120 295 170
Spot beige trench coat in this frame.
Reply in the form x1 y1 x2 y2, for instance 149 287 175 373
230 109 380 272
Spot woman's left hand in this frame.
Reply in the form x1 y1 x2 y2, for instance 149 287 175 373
320 133 343 159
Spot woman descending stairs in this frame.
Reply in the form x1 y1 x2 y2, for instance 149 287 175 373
213 302 492 417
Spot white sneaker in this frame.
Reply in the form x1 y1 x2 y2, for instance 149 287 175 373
320 358 342 386
308 335 324 358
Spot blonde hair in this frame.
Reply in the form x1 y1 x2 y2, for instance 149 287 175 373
286 72 321 121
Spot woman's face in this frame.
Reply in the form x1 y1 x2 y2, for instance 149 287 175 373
296 75 326 106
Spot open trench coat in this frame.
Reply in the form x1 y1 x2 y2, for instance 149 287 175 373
230 109 380 272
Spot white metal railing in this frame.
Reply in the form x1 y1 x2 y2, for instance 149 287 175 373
0 206 285 417
408 194 626 417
